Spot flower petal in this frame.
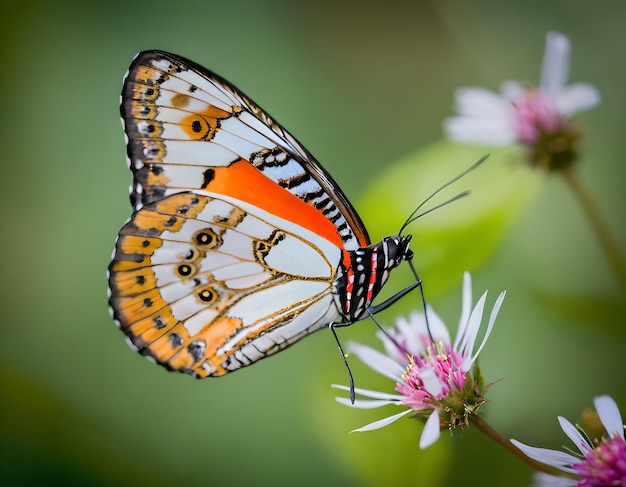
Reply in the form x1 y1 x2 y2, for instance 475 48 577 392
469 290 505 366
540 31 571 97
332 384 405 401
346 342 405 381
453 87 512 117
443 114 516 145
554 82 601 116
335 397 398 409
510 439 579 474
420 366 444 398
457 292 487 365
454 271 474 349
423 305 451 345
500 80 525 101
532 472 578 487
351 409 413 433
558 416 589 454
419 409 442 449
594 395 625 440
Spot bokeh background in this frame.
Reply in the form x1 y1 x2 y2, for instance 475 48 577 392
2 1 624 485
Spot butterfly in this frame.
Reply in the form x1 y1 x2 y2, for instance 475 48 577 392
108 50 421 391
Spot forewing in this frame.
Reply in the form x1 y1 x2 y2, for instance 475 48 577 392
121 50 370 249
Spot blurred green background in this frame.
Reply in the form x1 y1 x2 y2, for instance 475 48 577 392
1 0 625 485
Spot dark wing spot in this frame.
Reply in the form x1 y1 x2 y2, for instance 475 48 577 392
201 168 215 189
178 264 192 277
198 289 214 302
153 316 166 329
150 164 163 175
169 333 183 347
188 340 206 363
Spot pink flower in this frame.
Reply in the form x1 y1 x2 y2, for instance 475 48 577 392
443 32 600 170
511 395 626 486
333 272 505 449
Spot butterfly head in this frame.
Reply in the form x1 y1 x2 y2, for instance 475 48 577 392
382 234 413 269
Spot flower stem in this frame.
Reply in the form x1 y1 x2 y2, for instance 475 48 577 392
562 165 626 289
471 415 579 480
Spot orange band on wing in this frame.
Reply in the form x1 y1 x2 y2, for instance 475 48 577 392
205 160 344 250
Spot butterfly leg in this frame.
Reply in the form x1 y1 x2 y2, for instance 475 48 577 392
329 320 356 404
368 259 434 341
367 277 423 315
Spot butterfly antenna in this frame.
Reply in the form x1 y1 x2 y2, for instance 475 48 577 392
397 155 488 342
399 154 488 235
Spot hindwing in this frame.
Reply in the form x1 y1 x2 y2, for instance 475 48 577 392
109 192 342 377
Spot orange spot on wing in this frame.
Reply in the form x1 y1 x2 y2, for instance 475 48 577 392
202 316 241 351
206 160 344 250
151 192 209 217
170 93 190 108
180 105 233 140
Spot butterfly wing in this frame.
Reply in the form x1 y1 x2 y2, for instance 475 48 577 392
121 50 369 250
109 192 343 377
111 50 377 376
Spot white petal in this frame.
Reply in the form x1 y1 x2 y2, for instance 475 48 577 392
510 439 578 473
423 305 451 345
443 115 516 145
594 395 625 440
469 290 505 366
453 87 512 117
558 416 588 454
554 83 601 116
352 409 413 432
419 410 442 449
540 31 571 96
454 271 474 349
332 384 405 401
396 312 428 356
335 397 398 409
500 80 526 101
532 472 578 487
346 342 405 382
458 292 487 362
420 366 444 398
